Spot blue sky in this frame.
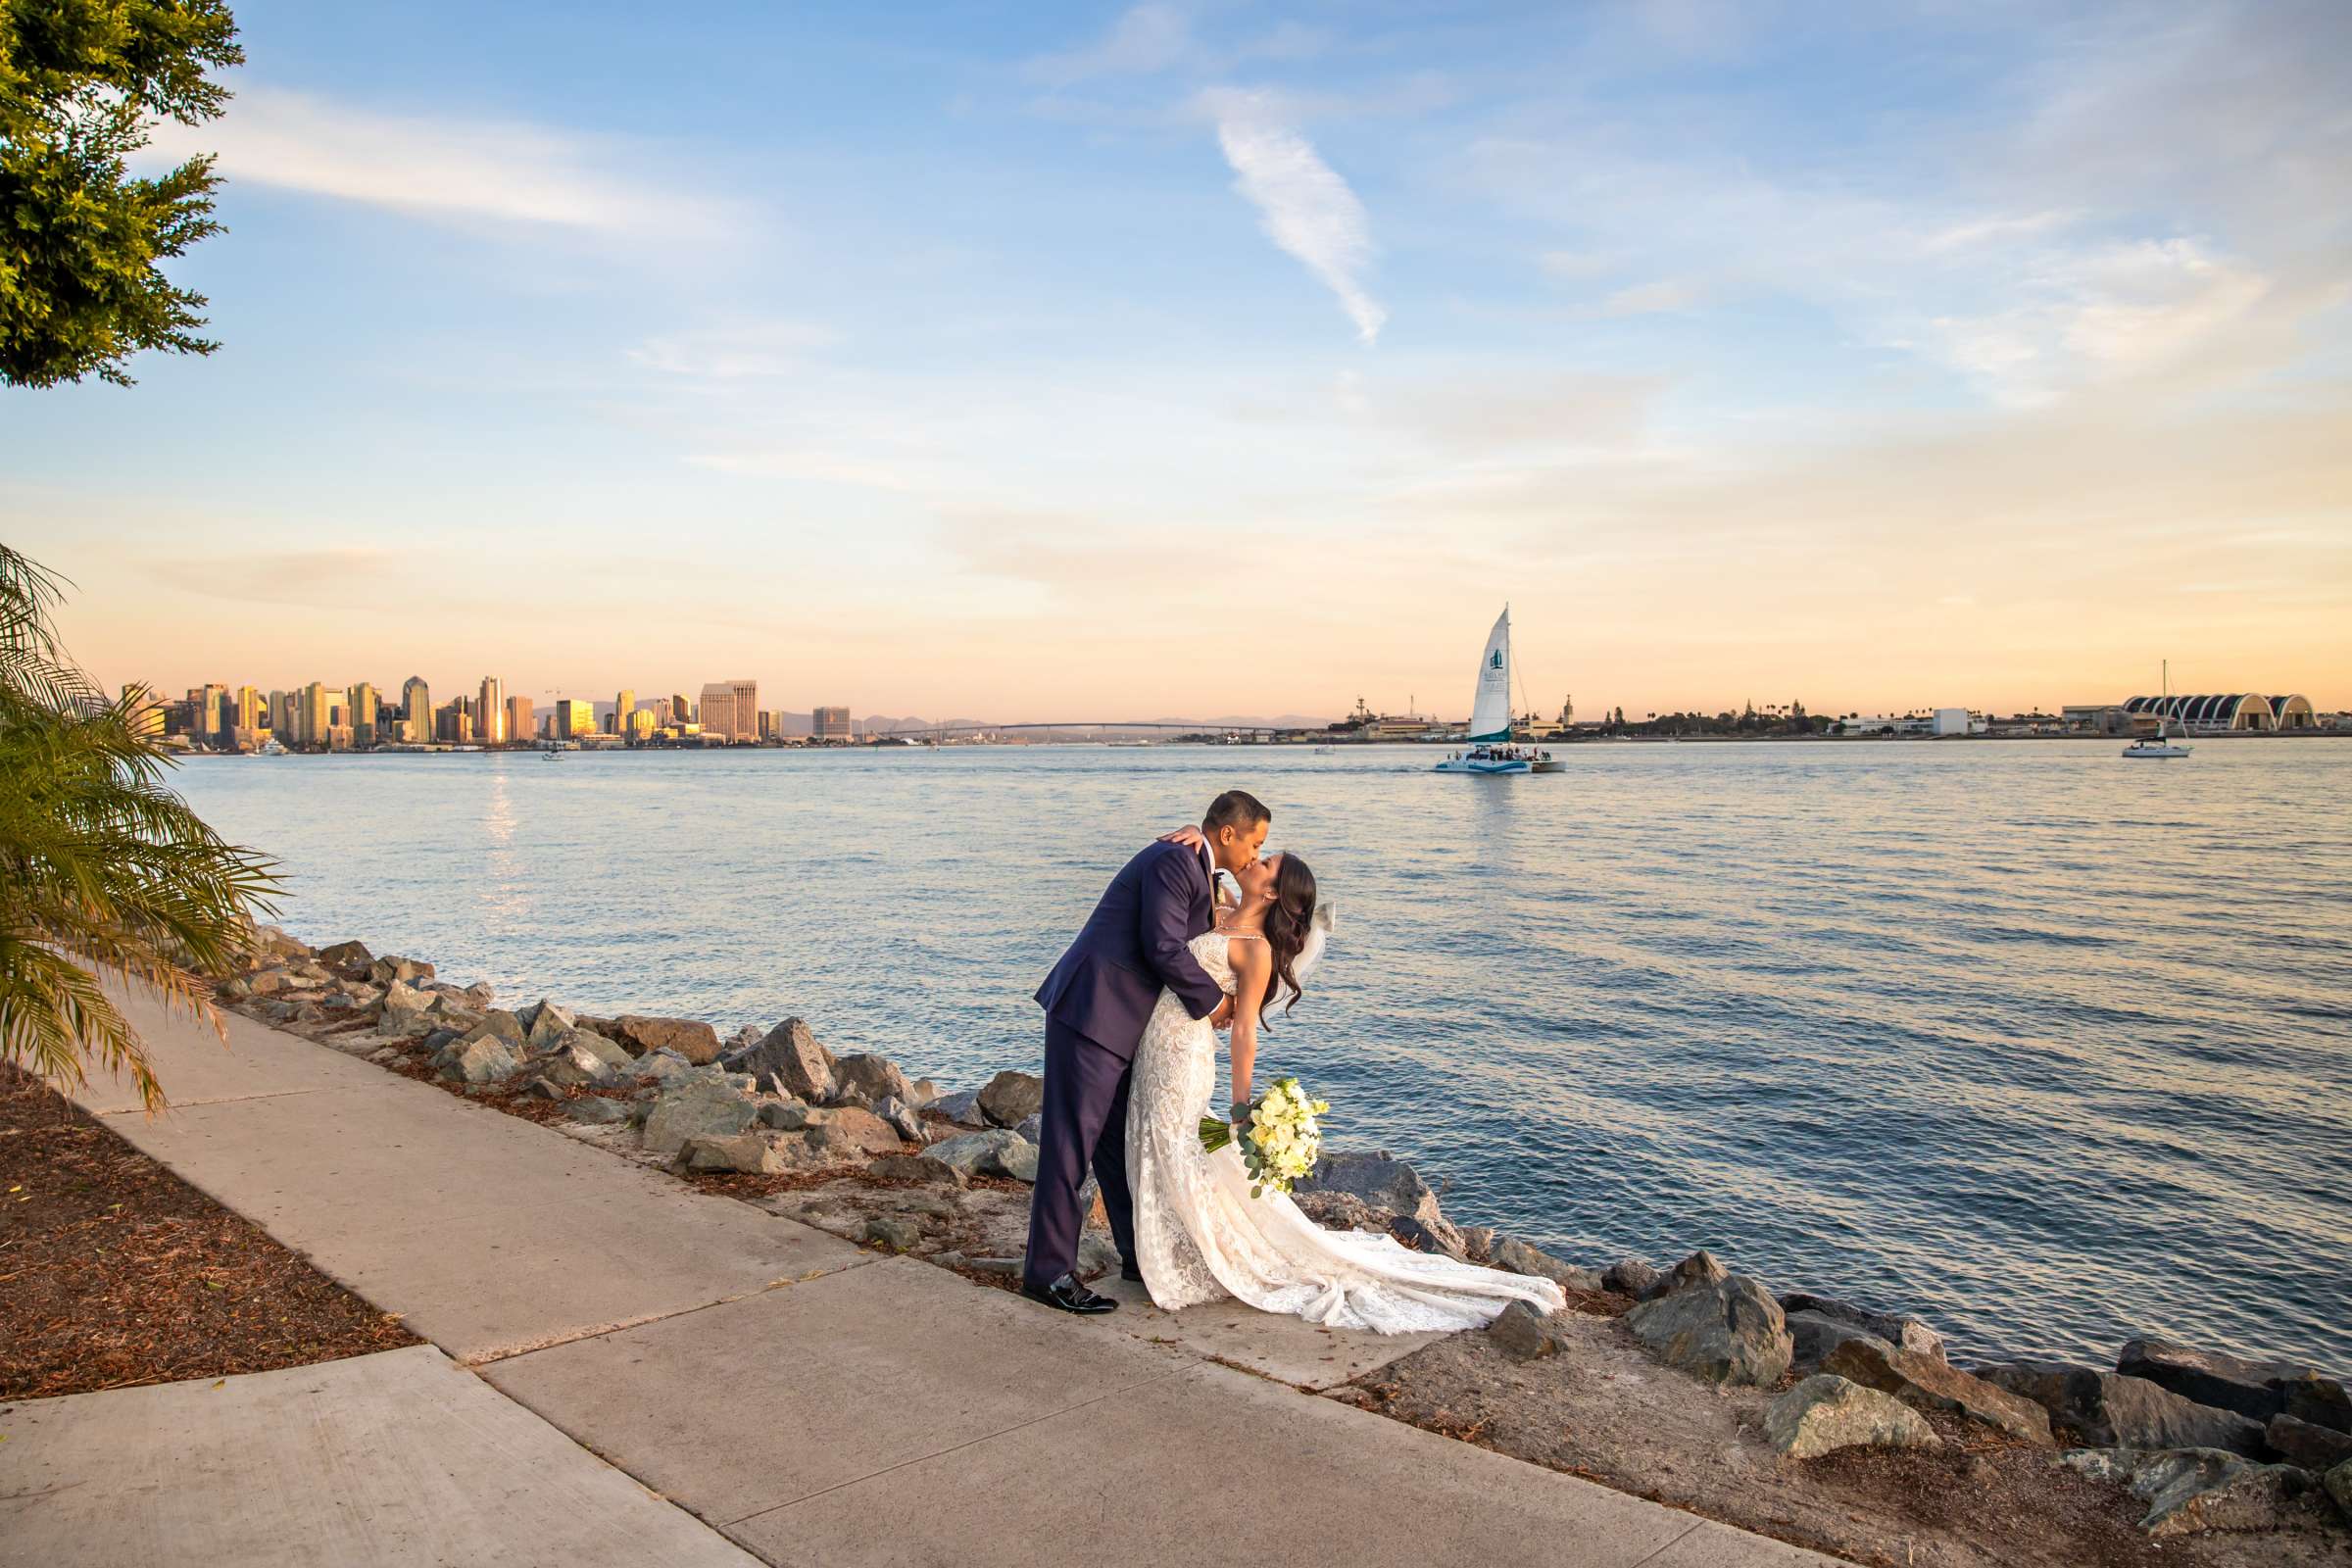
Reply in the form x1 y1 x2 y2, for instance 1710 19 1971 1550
8 1 2348 719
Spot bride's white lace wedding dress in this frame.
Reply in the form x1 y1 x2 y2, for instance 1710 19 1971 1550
1126 928 1566 1333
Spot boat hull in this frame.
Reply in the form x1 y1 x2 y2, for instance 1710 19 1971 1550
1434 758 1531 774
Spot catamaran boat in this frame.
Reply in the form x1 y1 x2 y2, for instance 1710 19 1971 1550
1434 607 1560 775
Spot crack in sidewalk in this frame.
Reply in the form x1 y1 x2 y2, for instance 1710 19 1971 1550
92 1087 328 1114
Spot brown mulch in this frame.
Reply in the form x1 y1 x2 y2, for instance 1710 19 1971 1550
0 1066 417 1401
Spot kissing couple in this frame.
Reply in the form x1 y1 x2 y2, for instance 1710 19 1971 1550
1020 789 1564 1332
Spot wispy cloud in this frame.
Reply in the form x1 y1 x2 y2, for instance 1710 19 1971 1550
143 86 729 238
1200 88 1386 343
630 321 839 379
1024 4 1194 85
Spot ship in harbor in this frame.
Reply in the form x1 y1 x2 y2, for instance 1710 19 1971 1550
1435 607 1562 775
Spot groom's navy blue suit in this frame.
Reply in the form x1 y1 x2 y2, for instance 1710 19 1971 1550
1024 838 1228 1290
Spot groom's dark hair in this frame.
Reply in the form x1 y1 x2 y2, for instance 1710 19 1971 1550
1201 790 1270 835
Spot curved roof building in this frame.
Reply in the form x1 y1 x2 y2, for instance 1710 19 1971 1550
2123 694 2295 732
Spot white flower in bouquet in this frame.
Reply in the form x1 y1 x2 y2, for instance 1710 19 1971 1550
1199 1075 1331 1198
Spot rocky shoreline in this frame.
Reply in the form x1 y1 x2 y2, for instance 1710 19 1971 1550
207 927 2352 1557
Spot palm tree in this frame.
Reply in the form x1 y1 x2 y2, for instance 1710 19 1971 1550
0 544 278 1111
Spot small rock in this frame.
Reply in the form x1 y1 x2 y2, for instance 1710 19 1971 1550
564 1097 631 1126
758 1100 811 1130
826 1088 874 1112
977 1068 1046 1128
1765 1375 1942 1460
1487 1237 1604 1293
524 1002 578 1049
642 1079 759 1156
2326 1457 2351 1521
929 1089 987 1126
1978 1360 2265 1455
635 1050 696 1083
2063 1446 2316 1537
863 1217 921 1251
1824 1339 2053 1446
217 977 251 1002
1390 1215 1469 1258
869 1153 968 1188
808 1105 905 1156
1458 1226 1497 1262
458 1010 525 1047
613 1014 721 1064
368 955 433 986
1625 1274 1793 1387
1603 1258 1663 1299
1075 1231 1123 1278
835 1053 917 1106
680 1131 803 1174
316 939 373 975
247 969 294 997
530 1039 618 1090
874 1096 925 1143
1487 1300 1563 1359
462 981 496 1008
1782 1292 1946 1362
1013 1112 1043 1145
2268 1412 2352 1473
722 1023 762 1053
1659 1249 1730 1296
908 1079 940 1107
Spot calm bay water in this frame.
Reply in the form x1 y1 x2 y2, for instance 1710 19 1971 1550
171 741 2352 1370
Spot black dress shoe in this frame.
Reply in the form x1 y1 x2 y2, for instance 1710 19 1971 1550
1120 1259 1146 1284
1020 1273 1118 1315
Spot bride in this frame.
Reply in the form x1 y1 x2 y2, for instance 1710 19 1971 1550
1125 848 1566 1333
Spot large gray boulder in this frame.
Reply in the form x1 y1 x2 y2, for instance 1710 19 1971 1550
529 1038 620 1091
1823 1339 2053 1446
368 955 433 986
802 1105 906 1158
1658 1250 1730 1297
870 1152 967 1189
873 1095 925 1144
1765 1375 1941 1460
1787 1310 1895 1376
2062 1446 2317 1537
834 1053 917 1106
977 1069 1045 1128
719 1017 837 1102
2327 1457 2352 1521
613 1014 721 1064
922 1129 1033 1180
1625 1274 1792 1387
457 1010 525 1048
316 939 373 976
679 1131 806 1175
523 1002 578 1049
1293 1151 1463 1255
642 1079 759 1156
1603 1258 1664 1299
1780 1291 1945 1362
563 1097 630 1126
2116 1336 2339 1427
1977 1360 2265 1454
1487 1301 1563 1359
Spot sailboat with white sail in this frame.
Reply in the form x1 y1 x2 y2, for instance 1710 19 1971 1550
2124 660 2192 760
1434 607 1558 774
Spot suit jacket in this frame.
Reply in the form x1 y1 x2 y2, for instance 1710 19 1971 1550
1035 838 1227 1059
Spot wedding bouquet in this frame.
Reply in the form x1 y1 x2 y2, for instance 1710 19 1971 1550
1200 1076 1330 1199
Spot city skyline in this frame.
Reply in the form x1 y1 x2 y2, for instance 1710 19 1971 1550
9 2 2349 713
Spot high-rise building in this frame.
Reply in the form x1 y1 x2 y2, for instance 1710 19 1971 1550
122 683 165 738
813 706 852 743
401 676 431 744
698 682 734 742
507 695 533 745
349 682 380 748
478 676 506 745
612 689 635 737
194 682 226 745
270 689 296 737
627 708 656 742
235 684 262 731
758 709 778 742
555 698 595 737
670 692 694 725
301 682 331 749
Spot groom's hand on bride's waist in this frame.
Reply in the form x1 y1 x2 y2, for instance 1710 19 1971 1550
1207 996 1235 1030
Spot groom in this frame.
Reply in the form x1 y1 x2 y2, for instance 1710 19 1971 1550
1019 789 1271 1314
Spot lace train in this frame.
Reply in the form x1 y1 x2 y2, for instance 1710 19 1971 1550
1125 930 1566 1333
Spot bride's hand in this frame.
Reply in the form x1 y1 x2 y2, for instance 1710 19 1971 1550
1158 824 1207 852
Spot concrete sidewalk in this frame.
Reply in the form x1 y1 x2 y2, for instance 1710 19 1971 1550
11 988 1845 1567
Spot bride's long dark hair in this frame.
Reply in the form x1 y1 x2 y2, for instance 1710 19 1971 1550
1260 854 1318 1021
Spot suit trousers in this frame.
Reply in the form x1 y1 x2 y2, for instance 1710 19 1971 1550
1021 1017 1138 1289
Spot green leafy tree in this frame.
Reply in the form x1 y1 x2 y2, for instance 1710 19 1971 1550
0 544 277 1109
1 1 243 387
